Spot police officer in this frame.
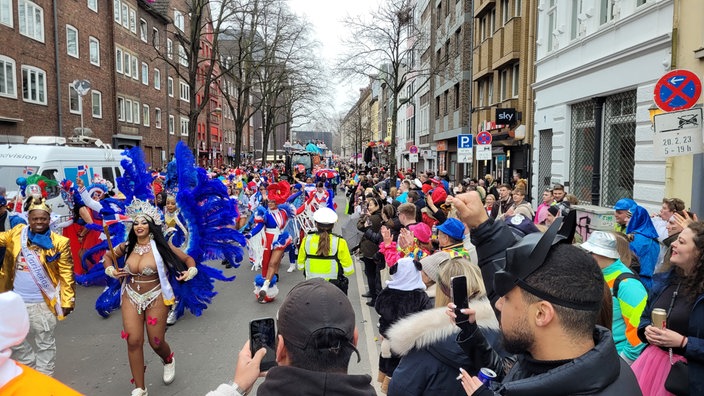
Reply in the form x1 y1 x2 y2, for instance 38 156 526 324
297 208 354 294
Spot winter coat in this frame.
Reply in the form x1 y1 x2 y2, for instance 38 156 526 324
386 301 501 396
375 288 432 337
357 211 383 259
465 326 641 395
256 365 376 396
638 270 704 395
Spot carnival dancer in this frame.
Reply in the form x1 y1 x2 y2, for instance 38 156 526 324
102 198 197 395
0 196 75 376
248 181 293 303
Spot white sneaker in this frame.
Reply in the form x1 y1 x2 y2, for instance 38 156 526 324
131 388 148 396
163 356 175 385
287 263 296 273
166 309 177 326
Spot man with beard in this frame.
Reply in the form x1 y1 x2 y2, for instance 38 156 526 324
447 192 641 395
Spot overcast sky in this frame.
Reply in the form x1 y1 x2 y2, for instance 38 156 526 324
287 0 381 112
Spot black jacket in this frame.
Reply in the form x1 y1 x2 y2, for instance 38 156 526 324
357 211 383 258
466 327 641 396
469 218 517 307
257 365 376 396
375 288 432 337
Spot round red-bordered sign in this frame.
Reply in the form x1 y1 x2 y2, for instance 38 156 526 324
654 69 702 112
476 131 492 145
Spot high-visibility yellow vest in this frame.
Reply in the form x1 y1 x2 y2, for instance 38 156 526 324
300 234 341 280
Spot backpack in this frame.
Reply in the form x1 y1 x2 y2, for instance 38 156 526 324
612 271 642 298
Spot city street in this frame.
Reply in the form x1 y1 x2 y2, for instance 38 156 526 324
53 196 383 395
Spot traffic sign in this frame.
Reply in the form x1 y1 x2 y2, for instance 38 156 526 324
458 134 473 163
654 69 702 112
409 145 418 154
476 145 492 161
476 131 492 145
458 134 473 148
653 108 703 157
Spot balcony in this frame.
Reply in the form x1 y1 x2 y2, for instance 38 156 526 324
472 37 493 79
473 0 496 18
491 17 522 70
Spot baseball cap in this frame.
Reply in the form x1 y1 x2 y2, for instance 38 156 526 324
277 279 356 350
437 218 465 241
580 231 619 259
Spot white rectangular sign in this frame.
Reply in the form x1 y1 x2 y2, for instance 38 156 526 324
458 148 473 163
409 153 418 163
476 144 492 161
653 108 704 157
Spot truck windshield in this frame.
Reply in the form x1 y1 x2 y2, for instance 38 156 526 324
0 166 60 199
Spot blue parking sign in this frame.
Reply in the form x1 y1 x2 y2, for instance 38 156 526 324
458 134 473 149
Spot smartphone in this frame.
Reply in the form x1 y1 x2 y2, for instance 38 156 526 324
249 318 277 371
451 275 470 323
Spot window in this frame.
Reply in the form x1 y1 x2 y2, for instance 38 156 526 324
114 0 120 23
69 84 81 114
167 38 173 59
66 25 78 58
19 0 44 42
501 0 509 24
132 101 139 124
141 62 148 85
154 68 161 90
117 96 124 121
478 80 484 107
515 0 521 16
121 3 128 29
168 114 175 135
600 0 614 25
167 77 173 97
123 52 131 76
180 116 189 136
88 0 97 12
155 108 161 129
0 56 16 98
129 8 136 34
178 45 188 66
547 0 556 51
131 56 138 80
511 63 519 97
124 98 132 122
489 8 495 36
89 37 100 66
179 80 189 102
500 69 508 101
92 90 102 118
152 27 159 49
174 10 184 32
487 78 494 105
21 65 46 105
570 0 582 40
140 19 147 42
115 48 123 73
143 104 150 126
1 0 13 27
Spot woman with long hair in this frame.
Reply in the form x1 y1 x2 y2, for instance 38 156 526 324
358 196 385 306
632 221 704 395
385 258 503 395
102 199 197 396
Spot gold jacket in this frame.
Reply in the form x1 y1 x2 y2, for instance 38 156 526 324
0 224 76 319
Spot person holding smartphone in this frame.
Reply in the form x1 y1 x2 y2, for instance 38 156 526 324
206 279 376 396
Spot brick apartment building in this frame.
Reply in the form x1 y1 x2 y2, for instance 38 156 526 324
0 0 235 169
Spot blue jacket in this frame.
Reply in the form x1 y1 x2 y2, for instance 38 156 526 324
638 270 704 395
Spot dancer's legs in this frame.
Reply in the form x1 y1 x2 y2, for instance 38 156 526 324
121 294 146 390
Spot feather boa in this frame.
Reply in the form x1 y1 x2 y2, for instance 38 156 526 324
117 147 154 202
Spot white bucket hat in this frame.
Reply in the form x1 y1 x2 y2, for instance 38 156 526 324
580 231 620 259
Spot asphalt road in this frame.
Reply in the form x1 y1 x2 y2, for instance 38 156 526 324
53 195 383 395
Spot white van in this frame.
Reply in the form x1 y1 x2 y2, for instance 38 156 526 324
0 142 126 216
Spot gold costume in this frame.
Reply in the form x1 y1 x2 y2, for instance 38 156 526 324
0 224 76 319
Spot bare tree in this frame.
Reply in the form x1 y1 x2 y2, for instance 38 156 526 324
336 0 444 177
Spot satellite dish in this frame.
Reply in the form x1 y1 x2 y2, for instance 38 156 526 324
72 79 91 96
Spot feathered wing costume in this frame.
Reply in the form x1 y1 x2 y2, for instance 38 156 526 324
170 141 244 319
89 145 241 318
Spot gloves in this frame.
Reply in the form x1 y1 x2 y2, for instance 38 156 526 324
380 339 392 358
184 266 198 281
105 266 118 279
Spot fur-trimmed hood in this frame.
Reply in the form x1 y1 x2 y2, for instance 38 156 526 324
387 296 499 356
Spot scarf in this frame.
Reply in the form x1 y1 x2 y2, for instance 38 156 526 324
27 229 53 250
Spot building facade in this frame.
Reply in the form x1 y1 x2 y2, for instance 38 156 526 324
532 0 673 209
